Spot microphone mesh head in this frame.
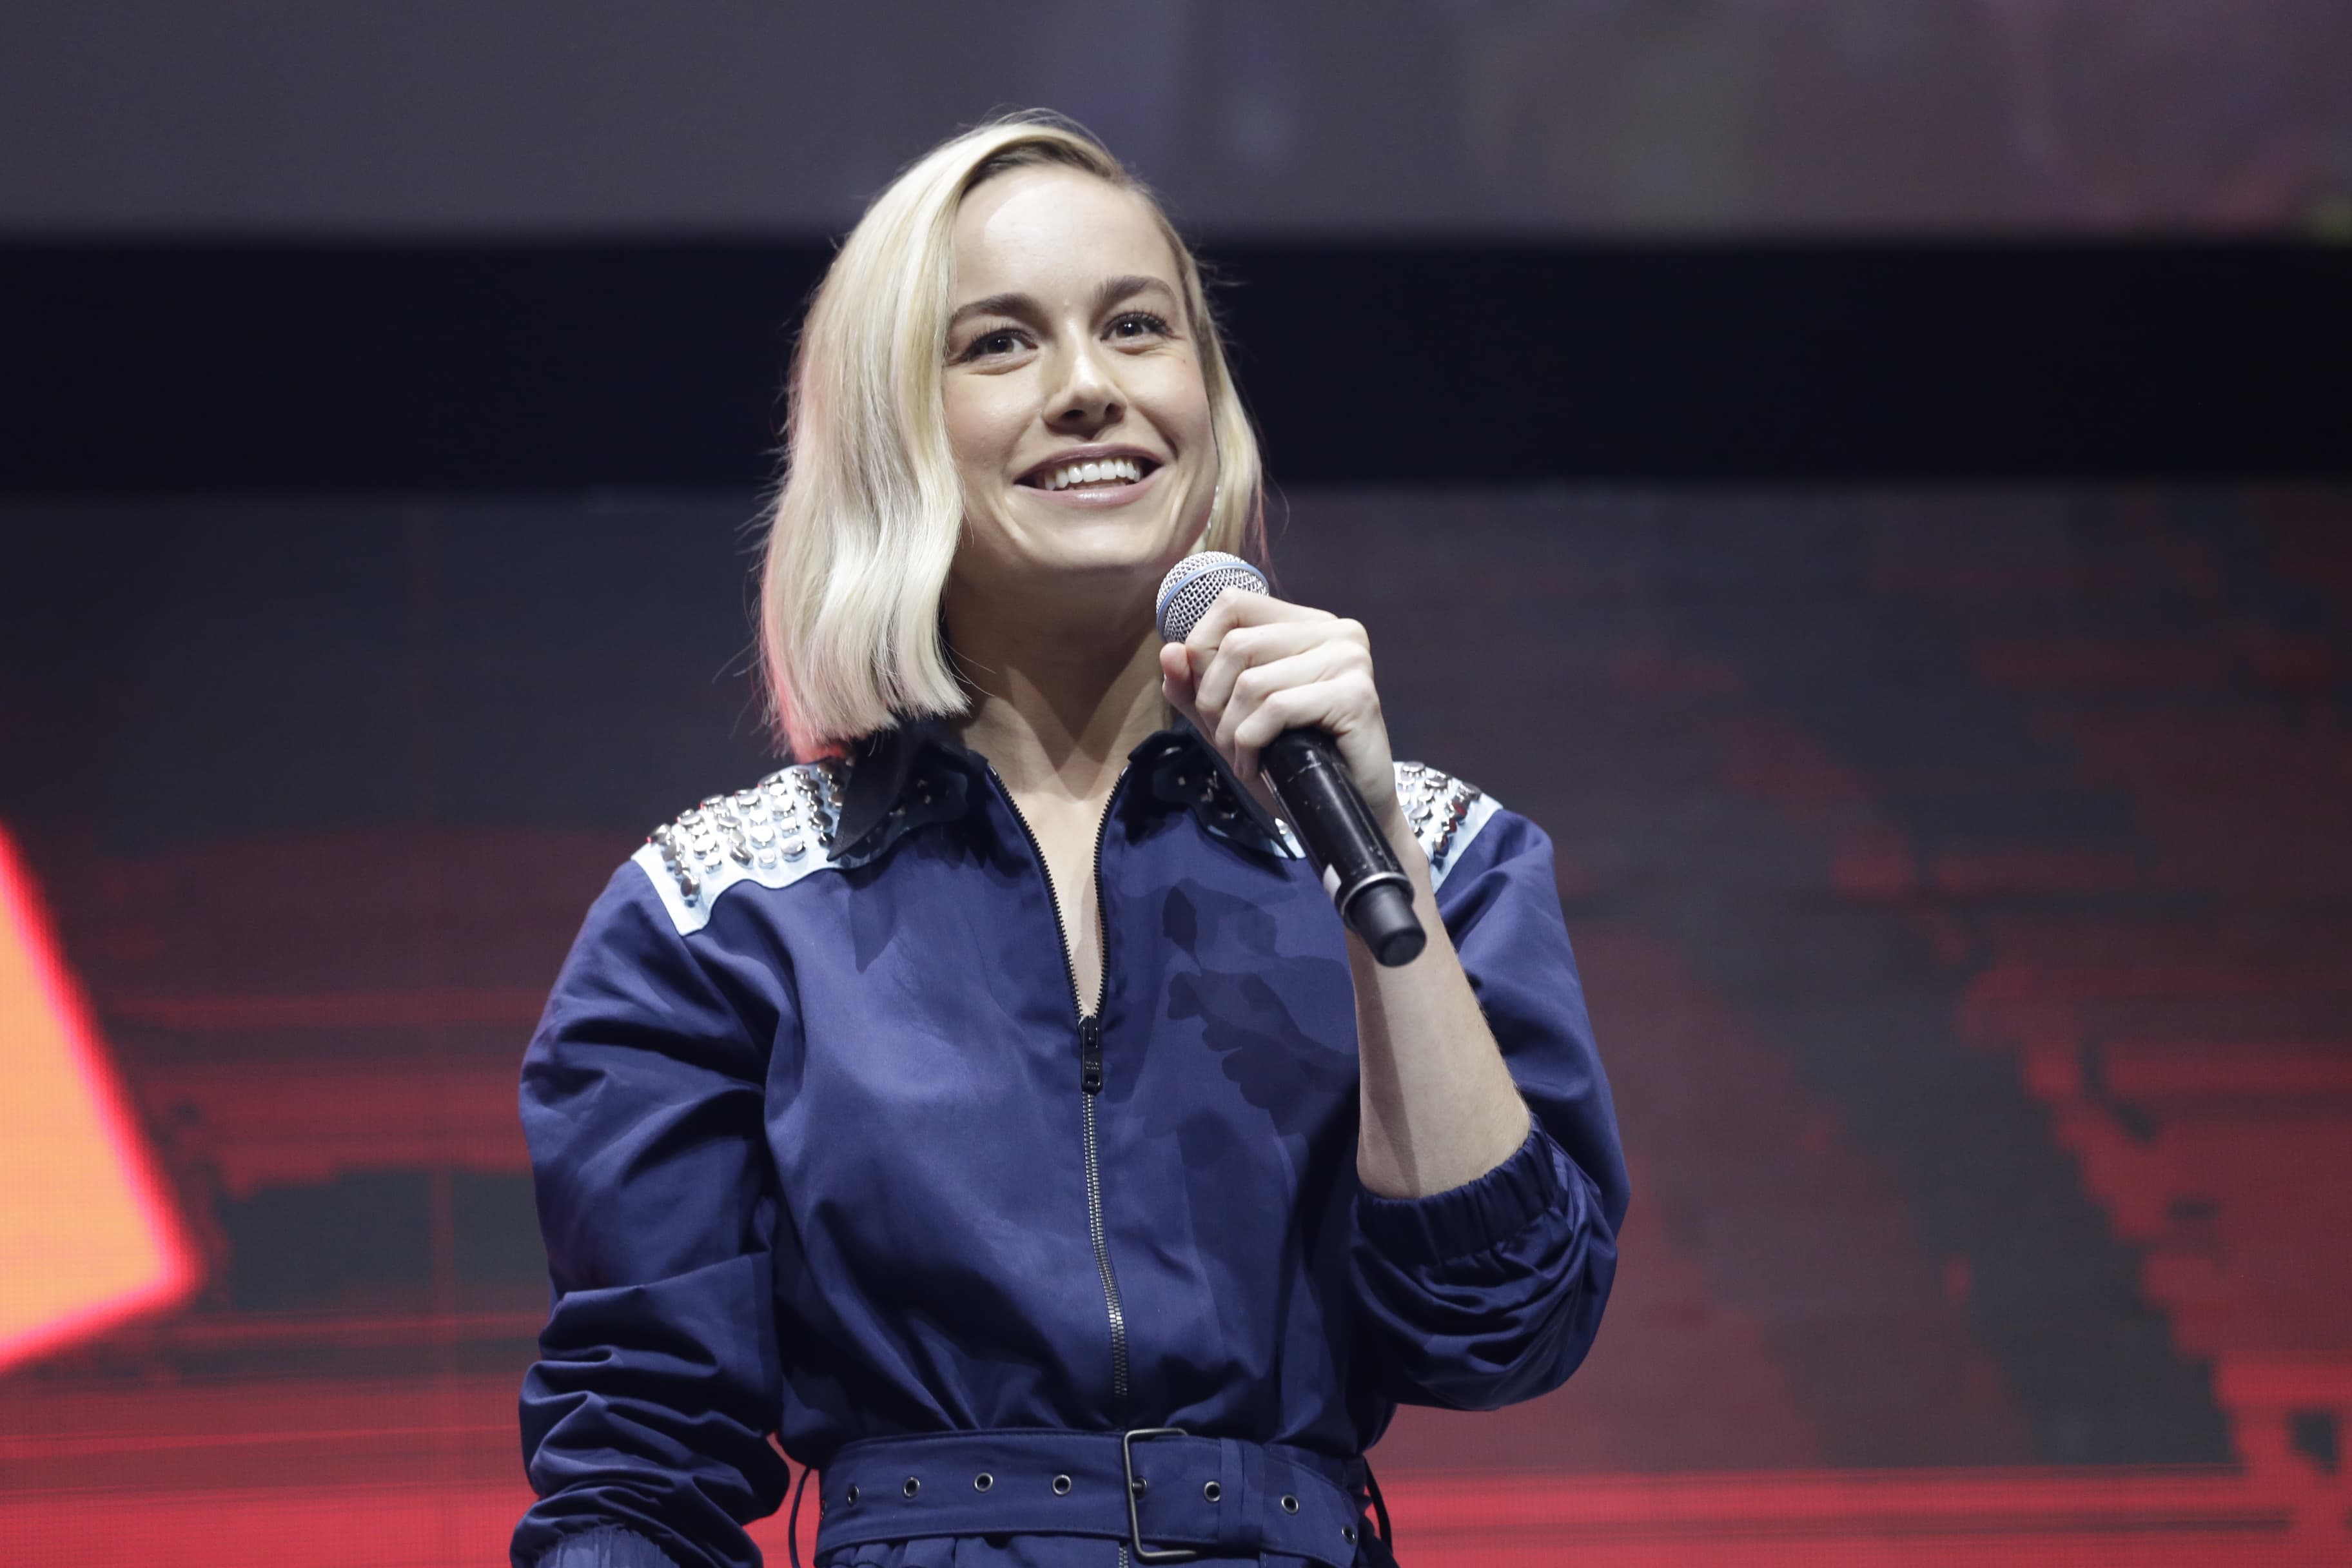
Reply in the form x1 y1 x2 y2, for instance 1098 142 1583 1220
1155 552 1268 643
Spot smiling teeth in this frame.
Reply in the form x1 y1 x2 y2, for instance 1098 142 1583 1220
1039 457 1145 491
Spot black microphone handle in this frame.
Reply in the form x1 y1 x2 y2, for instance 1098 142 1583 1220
1259 729 1427 967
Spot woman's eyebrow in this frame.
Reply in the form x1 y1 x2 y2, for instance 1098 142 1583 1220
948 291 1035 330
946 275 1177 331
1093 273 1177 312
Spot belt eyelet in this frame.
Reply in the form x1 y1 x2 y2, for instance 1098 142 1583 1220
1202 1480 1222 1503
1280 1494 1300 1514
1342 1525 1358 1544
1052 1474 1073 1496
844 1484 859 1505
902 1477 920 1499
974 1472 994 1493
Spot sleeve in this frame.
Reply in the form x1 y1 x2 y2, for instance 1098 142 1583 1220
1350 807 1631 1412
511 863 792 1568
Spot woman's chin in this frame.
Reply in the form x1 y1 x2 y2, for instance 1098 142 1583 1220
1028 540 1186 591
995 505 1200 576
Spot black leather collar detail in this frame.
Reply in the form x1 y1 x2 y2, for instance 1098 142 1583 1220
829 717 976 867
828 716 1291 864
1137 721 1293 858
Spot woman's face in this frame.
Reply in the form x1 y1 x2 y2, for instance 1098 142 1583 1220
941 166 1217 607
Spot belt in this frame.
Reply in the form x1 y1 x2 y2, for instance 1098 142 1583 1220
809 1427 1370 1565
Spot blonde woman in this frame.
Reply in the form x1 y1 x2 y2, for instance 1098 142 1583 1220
513 113 1627 1568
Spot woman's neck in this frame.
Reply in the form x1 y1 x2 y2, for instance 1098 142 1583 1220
947 596 1168 803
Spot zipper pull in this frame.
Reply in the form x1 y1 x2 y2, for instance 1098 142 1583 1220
1079 1015 1103 1095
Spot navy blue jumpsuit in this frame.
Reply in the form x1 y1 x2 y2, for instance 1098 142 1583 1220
512 720 1628 1568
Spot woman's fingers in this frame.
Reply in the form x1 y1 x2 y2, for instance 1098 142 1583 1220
1191 620 1349 726
1229 676 1377 749
1210 643 1369 763
1165 587 1393 811
1176 593 1366 720
1159 642 1208 739
1179 585 1328 668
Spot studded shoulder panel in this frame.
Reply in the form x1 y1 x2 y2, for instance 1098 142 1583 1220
1393 761 1502 891
630 758 850 936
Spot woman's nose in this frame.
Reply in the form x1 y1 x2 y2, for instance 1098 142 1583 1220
1046 341 1123 431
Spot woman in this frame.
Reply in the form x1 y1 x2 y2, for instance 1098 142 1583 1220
512 114 1627 1568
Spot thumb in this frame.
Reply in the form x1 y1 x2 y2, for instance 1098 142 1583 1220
1159 643 1206 732
1157 640 1193 693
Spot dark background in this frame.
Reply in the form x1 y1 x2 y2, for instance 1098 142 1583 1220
3 5 2349 1564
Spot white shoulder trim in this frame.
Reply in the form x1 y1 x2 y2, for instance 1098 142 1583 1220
1394 761 1501 891
631 760 847 936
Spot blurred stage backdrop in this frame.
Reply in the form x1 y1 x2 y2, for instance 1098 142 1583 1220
3 4 2350 1565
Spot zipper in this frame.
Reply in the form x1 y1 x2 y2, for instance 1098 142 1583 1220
987 762 1132 1413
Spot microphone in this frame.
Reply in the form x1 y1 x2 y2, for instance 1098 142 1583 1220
1155 553 1426 966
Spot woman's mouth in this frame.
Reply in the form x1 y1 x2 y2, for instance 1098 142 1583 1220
1019 455 1159 493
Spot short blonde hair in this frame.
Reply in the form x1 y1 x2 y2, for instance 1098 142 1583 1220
756 112 1266 759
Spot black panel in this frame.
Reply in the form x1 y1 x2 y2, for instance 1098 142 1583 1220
224 1171 434 1311
4 242 2346 493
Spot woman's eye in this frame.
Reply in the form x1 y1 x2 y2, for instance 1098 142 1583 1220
1110 312 1171 341
962 329 1026 361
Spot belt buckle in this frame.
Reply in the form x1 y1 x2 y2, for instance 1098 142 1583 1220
1121 1426 1200 1564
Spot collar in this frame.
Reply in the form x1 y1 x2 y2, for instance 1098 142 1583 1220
828 714 1297 866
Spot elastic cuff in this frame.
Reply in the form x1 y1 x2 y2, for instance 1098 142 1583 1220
533 1525 684 1568
1356 1122 1569 1266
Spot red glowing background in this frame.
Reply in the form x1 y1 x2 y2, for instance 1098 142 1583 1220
1 491 2346 1565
